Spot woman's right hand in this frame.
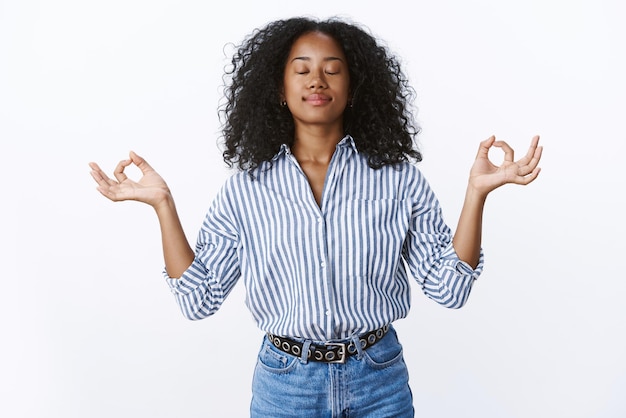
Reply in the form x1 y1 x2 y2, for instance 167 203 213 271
89 151 171 209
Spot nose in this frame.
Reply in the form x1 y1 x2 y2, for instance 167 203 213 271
308 71 327 89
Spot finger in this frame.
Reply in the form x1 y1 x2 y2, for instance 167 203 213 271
89 170 123 202
527 143 543 172
517 139 543 176
476 135 496 159
129 151 156 174
515 135 541 167
89 169 109 188
514 166 541 185
493 140 514 162
89 162 117 187
113 158 132 183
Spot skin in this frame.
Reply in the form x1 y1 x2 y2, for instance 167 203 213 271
89 30 543 277
281 31 351 205
89 152 194 277
454 134 542 267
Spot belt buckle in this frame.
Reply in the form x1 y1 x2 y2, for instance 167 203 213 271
324 342 347 364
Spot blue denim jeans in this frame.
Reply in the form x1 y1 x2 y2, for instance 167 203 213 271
250 325 414 417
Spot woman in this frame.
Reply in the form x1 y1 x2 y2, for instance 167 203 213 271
89 17 542 417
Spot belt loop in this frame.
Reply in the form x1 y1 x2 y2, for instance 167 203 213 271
300 340 312 364
350 334 364 359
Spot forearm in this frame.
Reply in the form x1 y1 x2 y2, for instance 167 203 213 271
154 196 194 279
452 186 487 269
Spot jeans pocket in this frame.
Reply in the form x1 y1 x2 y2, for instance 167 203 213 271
256 340 299 374
362 335 405 370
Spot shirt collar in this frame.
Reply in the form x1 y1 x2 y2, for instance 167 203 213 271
338 135 358 153
274 135 357 161
272 144 290 161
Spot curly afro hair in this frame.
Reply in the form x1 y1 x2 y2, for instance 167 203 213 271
219 16 422 172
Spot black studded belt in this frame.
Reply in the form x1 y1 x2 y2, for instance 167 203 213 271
267 325 390 364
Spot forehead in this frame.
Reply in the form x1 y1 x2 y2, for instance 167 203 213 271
287 31 346 61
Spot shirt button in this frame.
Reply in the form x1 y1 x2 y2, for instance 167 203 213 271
325 310 331 316
320 261 326 268
317 217 322 223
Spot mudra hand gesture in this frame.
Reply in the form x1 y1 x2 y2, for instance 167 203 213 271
89 151 171 209
469 135 543 196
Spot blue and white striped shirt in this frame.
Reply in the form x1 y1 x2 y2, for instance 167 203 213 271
165 136 483 341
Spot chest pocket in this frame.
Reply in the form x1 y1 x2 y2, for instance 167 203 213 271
339 198 411 277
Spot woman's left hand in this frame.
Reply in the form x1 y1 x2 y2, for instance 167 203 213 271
469 135 543 196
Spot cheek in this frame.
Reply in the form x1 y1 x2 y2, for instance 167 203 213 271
282 79 298 99
336 77 351 96
337 81 351 102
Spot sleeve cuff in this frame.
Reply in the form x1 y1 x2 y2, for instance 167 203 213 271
441 243 484 279
162 258 212 295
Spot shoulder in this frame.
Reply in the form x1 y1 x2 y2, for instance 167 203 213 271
218 169 256 197
217 163 282 200
373 159 427 187
383 161 436 203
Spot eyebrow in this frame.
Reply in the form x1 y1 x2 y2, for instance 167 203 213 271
290 56 344 63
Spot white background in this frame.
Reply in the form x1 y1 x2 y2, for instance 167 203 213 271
2 0 625 417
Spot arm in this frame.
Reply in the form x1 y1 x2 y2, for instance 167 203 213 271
89 151 193 278
453 135 543 268
403 169 483 309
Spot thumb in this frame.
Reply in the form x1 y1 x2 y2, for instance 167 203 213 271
129 151 155 173
476 135 496 159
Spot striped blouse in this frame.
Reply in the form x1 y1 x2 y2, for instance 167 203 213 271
165 135 483 341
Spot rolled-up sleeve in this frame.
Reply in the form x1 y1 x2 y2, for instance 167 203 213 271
163 184 241 320
402 173 484 309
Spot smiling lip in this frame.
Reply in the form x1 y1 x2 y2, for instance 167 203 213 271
305 94 331 105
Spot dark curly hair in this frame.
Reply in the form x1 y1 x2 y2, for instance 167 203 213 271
219 16 422 172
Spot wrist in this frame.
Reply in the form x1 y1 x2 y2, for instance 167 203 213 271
465 181 489 204
152 191 176 214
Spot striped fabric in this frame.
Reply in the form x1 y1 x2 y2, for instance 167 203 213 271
165 136 483 341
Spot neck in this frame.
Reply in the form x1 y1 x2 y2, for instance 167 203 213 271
292 125 344 163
